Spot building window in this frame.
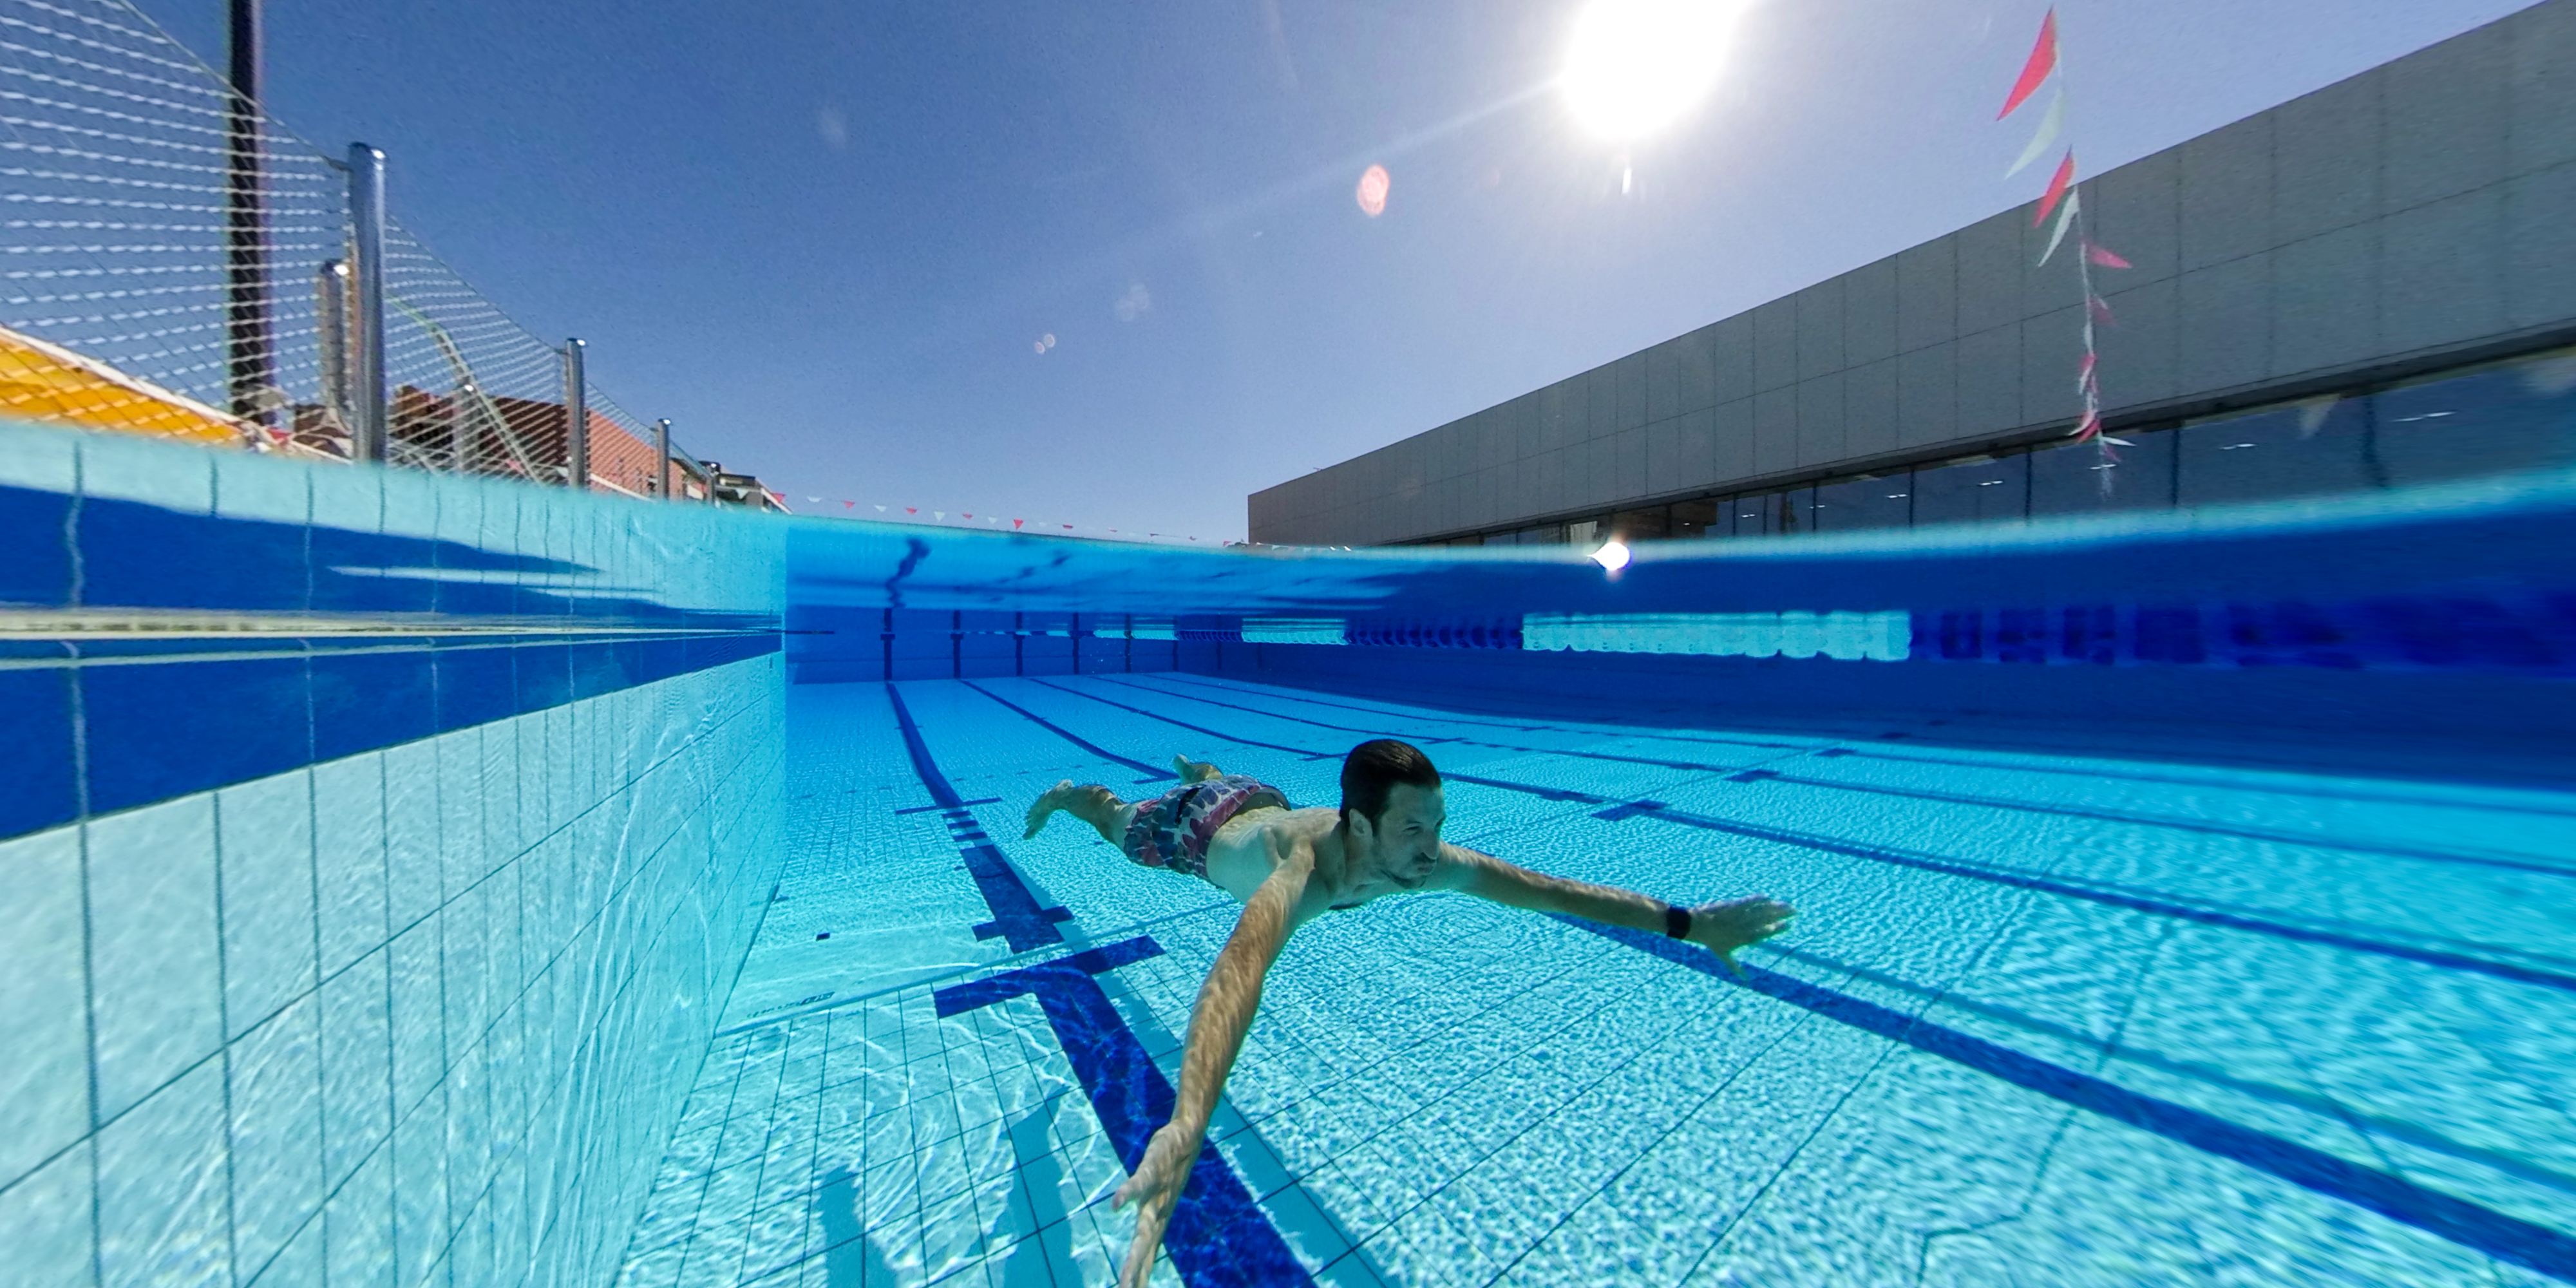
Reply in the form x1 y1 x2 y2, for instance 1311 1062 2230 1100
1610 506 1670 543
2375 346 2576 486
2031 429 2175 516
2178 401 2372 507
1810 473 1911 533
1670 497 1720 538
1912 451 2029 528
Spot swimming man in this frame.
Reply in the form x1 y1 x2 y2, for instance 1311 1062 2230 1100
1022 739 1796 1286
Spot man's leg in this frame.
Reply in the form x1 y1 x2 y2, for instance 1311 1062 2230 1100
1025 780 1137 842
1173 755 1224 784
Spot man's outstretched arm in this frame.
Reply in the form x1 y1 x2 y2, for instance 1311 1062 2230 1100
1437 845 1793 971
1110 844 1311 1286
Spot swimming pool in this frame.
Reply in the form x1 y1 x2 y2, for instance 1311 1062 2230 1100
5 422 2573 1287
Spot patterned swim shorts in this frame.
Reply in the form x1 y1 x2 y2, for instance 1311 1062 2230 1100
1121 774 1291 879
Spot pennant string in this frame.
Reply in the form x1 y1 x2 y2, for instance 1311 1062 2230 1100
2005 92 2066 177
2038 187 2081 264
1997 8 2060 118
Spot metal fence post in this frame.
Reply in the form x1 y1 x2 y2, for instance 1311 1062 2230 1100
654 418 672 500
562 338 587 489
346 143 388 463
314 260 349 424
226 0 271 423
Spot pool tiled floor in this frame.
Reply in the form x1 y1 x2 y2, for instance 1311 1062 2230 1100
614 676 2576 1287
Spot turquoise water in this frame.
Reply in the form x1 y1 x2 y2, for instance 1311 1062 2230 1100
8 422 2575 1287
616 674 2576 1287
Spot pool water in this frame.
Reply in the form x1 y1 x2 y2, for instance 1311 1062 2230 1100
611 673 2576 1288
9 423 2575 1288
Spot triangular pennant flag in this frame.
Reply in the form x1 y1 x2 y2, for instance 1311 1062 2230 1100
961 513 972 520
905 506 917 515
2006 92 2066 177
2075 352 2096 394
2102 435 2136 447
934 511 945 520
1998 10 2060 119
2084 238 2132 269
841 500 853 509
2070 408 2100 440
874 504 886 513
2032 150 2076 227
1012 518 1025 529
2038 188 2081 263
2087 293 2116 327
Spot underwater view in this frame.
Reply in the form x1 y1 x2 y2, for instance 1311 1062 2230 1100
3 0 2572 1283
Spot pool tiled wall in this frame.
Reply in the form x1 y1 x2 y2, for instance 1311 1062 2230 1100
0 423 788 1287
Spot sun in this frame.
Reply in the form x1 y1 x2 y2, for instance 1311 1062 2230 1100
1560 0 1738 140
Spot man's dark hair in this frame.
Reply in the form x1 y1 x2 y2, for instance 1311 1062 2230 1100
1340 739 1440 829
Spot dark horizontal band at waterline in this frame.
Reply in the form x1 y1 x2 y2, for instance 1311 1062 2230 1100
1 628 781 839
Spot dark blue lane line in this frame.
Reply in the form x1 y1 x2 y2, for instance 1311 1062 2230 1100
934 938 1312 1288
1054 698 2576 998
883 683 1069 952
1555 917 2576 1284
1027 677 1339 761
1149 672 1802 752
1101 674 1767 772
1822 746 2576 822
1600 798 2576 996
962 679 1177 782
1754 944 2576 1201
1748 772 2576 880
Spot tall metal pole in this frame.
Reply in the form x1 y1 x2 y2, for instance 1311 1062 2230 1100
314 259 349 432
562 339 588 489
226 0 271 422
654 418 672 500
346 144 388 463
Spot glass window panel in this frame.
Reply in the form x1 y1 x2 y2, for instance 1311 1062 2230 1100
1721 493 1772 537
1810 475 1912 532
1773 487 1815 536
1449 534 1484 547
1669 498 1719 538
1911 452 2029 527
2376 348 2576 486
2031 430 2175 516
1515 524 1561 545
1610 506 1670 542
2177 401 2372 507
1567 518 1602 547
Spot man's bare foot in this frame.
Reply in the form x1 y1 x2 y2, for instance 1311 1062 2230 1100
1025 780 1075 838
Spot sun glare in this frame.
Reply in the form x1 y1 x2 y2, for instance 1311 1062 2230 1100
1561 0 1736 140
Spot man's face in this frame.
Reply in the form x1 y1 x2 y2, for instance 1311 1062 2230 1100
1362 783 1446 887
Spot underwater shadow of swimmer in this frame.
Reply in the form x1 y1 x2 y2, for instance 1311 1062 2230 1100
817 1165 898 1285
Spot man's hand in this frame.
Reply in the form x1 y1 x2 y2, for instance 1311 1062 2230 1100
1687 896 1795 974
1111 1122 1200 1286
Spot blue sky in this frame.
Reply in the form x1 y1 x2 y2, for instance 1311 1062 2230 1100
135 0 2531 540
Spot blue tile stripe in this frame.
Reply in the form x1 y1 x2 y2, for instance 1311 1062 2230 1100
934 938 1314 1287
1556 916 2576 1284
7 629 777 838
960 679 1177 781
882 683 1072 951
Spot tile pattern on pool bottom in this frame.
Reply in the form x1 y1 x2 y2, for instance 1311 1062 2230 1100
614 675 2576 1287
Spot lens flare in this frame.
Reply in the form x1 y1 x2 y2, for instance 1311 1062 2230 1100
1589 540 1632 573
1356 164 1390 217
1562 0 1736 140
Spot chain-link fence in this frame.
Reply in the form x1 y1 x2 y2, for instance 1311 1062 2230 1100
0 0 746 502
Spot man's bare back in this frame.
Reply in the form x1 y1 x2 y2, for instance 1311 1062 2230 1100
1021 740 1795 1287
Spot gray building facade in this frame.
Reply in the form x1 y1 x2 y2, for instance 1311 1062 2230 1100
1247 1 2576 547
